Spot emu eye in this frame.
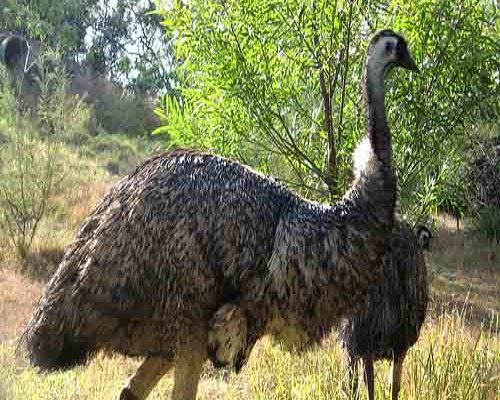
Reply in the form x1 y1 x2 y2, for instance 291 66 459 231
396 40 407 57
385 41 394 54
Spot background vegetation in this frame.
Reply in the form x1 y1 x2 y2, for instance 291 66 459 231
156 0 499 218
0 0 498 399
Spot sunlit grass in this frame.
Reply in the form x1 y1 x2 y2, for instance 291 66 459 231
0 200 498 399
0 306 498 400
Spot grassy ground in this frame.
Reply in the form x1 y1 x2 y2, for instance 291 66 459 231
1 61 498 400
0 211 498 399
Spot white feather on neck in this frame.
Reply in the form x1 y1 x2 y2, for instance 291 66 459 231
353 136 380 179
352 36 398 179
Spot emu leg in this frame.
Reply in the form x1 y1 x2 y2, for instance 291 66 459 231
362 357 375 400
119 356 174 400
347 355 360 400
390 353 405 400
171 344 206 400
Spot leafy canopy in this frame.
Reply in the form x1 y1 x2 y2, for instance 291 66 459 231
160 1 497 218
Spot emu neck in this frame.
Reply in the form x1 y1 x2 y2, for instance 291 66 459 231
364 60 391 165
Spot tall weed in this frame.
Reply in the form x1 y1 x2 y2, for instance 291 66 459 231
0 51 91 265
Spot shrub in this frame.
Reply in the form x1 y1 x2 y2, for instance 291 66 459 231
476 206 500 243
0 52 91 265
71 72 159 136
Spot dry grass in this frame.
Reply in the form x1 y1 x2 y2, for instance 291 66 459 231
0 209 498 399
0 269 42 343
428 214 500 326
50 179 112 231
0 178 114 281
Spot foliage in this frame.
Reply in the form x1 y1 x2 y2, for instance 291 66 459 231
0 0 98 57
0 79 58 261
0 53 89 263
387 0 500 219
476 206 500 243
156 0 499 219
78 74 159 135
158 0 368 200
0 0 176 95
87 0 177 94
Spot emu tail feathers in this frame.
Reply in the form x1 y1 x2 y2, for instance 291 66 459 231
26 331 94 372
19 299 95 372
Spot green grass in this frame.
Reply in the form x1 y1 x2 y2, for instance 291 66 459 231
0 307 498 400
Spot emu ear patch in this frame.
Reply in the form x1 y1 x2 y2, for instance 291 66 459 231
385 41 394 55
1 36 28 68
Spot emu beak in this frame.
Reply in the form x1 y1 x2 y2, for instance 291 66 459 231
400 54 419 72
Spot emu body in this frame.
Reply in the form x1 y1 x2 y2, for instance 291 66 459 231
340 222 430 400
24 149 388 365
22 30 418 400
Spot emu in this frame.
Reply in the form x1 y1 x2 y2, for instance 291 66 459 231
0 34 28 69
340 222 431 400
0 34 39 105
21 30 418 400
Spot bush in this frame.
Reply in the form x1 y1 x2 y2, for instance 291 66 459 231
476 206 500 243
0 53 91 264
71 72 159 136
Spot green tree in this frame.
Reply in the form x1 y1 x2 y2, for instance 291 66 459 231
156 0 499 220
0 0 176 94
387 0 499 218
0 0 98 59
87 0 176 93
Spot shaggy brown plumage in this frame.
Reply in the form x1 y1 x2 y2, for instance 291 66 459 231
21 30 418 400
340 222 430 400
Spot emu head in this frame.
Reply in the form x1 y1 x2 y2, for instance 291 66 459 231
0 34 40 106
366 29 418 75
415 225 432 251
207 304 249 372
0 35 29 69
